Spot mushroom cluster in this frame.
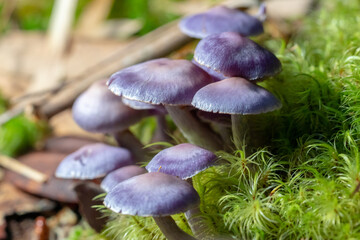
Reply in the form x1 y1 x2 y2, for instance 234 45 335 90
54 3 283 239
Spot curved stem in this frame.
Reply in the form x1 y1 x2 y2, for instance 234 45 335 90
185 179 233 240
231 114 249 151
152 115 172 143
165 106 222 151
113 129 147 163
153 216 196 240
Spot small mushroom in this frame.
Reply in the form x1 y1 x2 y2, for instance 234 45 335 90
100 165 147 192
146 143 219 239
55 143 134 180
179 5 264 39
104 172 199 240
72 79 149 161
192 77 282 151
146 143 216 180
107 58 222 151
193 32 282 81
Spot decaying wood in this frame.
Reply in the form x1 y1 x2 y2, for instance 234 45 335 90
0 155 48 183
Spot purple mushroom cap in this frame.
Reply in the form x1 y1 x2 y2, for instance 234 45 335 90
104 172 200 216
192 77 282 115
146 143 216 179
179 6 264 39
122 97 167 115
107 58 213 106
101 165 147 192
55 143 134 180
72 79 151 133
194 32 282 81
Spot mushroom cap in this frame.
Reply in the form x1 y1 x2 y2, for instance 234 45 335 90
55 143 134 180
107 58 213 106
193 32 282 81
146 143 216 179
72 79 151 133
192 77 282 115
101 165 147 192
179 6 264 39
104 172 200 216
122 97 167 115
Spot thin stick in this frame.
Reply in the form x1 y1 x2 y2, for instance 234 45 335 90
0 155 48 183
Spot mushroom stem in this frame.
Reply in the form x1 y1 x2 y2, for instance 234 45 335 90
185 178 215 239
231 114 249 151
152 115 172 143
211 124 233 151
153 216 197 240
185 207 214 240
113 130 147 163
165 106 222 151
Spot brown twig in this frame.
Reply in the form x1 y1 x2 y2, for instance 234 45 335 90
0 155 48 183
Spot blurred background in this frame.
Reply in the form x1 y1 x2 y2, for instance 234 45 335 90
0 0 314 239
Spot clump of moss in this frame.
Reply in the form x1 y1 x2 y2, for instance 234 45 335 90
0 95 46 156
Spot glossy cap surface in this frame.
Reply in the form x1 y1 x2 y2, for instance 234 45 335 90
107 58 213 106
55 143 133 180
72 79 150 133
146 143 216 179
192 77 282 114
179 6 263 39
104 172 200 216
101 165 147 192
194 32 281 81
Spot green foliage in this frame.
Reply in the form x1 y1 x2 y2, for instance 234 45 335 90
0 115 46 156
0 95 46 157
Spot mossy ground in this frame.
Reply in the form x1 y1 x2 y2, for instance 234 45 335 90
70 0 360 239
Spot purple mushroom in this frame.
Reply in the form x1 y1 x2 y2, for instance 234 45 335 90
146 143 216 179
179 5 264 39
107 58 222 151
72 79 149 162
146 143 232 239
55 143 134 180
100 165 147 192
104 172 199 240
193 32 282 81
192 77 282 150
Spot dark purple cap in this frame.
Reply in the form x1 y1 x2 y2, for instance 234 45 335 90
179 6 264 39
192 77 282 114
194 32 282 81
101 165 147 192
104 172 200 216
146 143 216 179
55 143 134 180
107 58 213 106
72 79 151 133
